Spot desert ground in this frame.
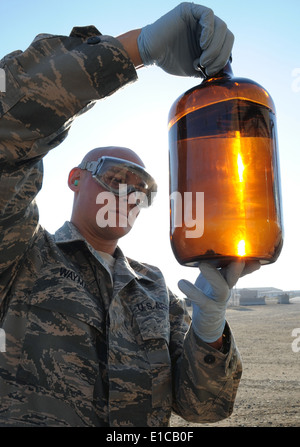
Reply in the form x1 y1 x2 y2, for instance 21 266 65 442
171 297 300 427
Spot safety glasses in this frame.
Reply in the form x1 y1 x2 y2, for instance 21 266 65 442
78 156 157 207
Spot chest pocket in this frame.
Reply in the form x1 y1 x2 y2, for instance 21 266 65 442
131 298 172 409
29 265 104 329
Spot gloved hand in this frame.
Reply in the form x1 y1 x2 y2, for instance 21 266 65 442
137 2 234 77
178 261 261 343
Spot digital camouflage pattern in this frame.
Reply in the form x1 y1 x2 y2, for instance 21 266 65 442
0 26 242 426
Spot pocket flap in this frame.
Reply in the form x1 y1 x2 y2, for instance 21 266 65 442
130 298 170 343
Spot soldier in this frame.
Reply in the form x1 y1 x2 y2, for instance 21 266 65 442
0 3 259 426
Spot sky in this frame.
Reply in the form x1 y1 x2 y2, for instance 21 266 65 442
1 0 300 295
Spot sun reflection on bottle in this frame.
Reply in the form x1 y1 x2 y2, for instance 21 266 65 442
237 239 246 256
237 153 245 182
233 132 247 256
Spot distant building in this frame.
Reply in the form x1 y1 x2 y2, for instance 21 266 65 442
230 288 300 306
237 288 267 305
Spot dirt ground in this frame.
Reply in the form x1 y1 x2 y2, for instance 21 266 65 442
170 297 300 427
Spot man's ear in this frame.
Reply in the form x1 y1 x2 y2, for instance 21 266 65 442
68 167 81 192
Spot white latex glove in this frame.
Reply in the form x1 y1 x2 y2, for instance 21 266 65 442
178 261 261 343
137 2 234 77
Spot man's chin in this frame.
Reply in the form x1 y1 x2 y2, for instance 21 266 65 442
96 219 134 236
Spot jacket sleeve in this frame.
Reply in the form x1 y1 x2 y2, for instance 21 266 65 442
169 292 242 423
0 26 137 295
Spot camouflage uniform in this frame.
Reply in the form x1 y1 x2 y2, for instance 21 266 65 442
0 26 242 427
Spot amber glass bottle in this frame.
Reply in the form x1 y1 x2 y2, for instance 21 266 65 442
168 63 283 267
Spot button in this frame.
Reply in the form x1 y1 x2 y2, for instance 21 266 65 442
204 354 215 364
87 36 101 45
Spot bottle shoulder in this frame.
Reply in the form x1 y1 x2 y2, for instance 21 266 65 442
168 76 275 128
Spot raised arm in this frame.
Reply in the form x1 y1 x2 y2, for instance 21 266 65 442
0 27 137 290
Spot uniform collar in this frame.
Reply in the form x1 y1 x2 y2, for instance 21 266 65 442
54 221 155 283
54 221 86 245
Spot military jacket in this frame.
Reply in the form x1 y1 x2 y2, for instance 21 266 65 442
0 26 242 427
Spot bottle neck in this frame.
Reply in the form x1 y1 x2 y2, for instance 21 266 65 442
203 61 233 83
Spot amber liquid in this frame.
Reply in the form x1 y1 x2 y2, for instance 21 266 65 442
169 98 283 267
